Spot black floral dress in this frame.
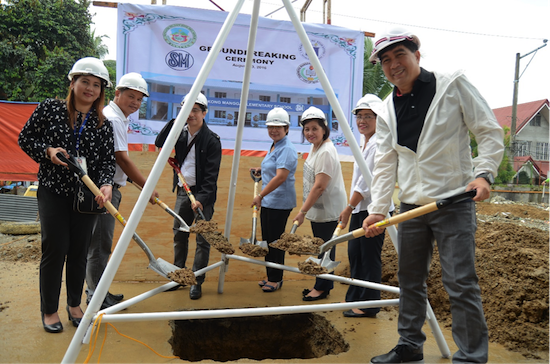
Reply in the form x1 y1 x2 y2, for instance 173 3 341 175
18 98 115 196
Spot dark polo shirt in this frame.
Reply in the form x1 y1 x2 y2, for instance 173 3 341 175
393 67 436 153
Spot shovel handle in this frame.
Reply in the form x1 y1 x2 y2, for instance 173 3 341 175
168 157 206 220
290 220 299 234
317 190 477 254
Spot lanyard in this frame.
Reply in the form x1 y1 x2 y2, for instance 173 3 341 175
74 110 91 154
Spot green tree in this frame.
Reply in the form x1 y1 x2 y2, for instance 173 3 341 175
103 59 117 102
362 37 393 100
0 0 100 101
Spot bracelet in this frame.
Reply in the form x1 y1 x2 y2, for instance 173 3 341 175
348 203 356 210
300 209 307 214
258 193 263 199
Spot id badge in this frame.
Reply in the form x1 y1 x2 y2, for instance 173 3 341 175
76 156 88 174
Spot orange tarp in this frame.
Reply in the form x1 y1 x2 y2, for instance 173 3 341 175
0 101 39 181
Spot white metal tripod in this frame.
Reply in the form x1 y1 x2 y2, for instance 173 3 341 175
62 1 450 362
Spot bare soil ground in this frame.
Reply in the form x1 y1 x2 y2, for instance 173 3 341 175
1 152 548 362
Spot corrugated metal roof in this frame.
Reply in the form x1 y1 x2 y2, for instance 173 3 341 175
0 194 39 222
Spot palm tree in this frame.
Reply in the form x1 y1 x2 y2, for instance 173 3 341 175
91 29 109 59
363 37 392 100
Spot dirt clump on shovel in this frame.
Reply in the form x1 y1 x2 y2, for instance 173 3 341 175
189 220 218 234
202 232 235 255
298 260 328 275
239 243 268 257
270 233 323 255
167 267 197 286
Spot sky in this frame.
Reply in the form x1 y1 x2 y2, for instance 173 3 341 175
90 0 549 110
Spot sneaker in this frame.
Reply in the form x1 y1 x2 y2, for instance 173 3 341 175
370 345 423 363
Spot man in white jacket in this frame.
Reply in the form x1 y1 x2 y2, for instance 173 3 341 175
363 28 504 363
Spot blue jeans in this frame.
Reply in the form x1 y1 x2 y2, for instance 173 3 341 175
397 200 488 363
86 187 122 299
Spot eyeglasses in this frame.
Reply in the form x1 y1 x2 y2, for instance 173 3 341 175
190 108 203 113
356 114 376 121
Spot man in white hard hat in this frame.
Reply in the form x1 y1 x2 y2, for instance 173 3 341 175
155 93 222 300
86 72 159 309
363 27 504 363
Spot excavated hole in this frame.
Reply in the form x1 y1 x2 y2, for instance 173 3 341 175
169 312 349 362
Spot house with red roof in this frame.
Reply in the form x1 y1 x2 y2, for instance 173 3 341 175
493 99 549 183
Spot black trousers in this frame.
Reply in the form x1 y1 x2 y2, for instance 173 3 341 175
260 207 292 282
37 186 97 314
310 220 338 292
345 210 385 314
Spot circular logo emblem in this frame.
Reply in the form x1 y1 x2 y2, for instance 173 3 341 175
296 62 319 84
299 40 326 60
163 24 197 49
166 50 194 71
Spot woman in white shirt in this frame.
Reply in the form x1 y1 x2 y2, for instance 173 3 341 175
293 106 347 301
338 94 394 317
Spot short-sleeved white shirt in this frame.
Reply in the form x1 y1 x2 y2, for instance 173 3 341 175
103 101 129 186
302 140 347 222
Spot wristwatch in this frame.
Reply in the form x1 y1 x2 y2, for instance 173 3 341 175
476 172 494 185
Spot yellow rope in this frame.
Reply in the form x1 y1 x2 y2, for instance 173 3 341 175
83 313 179 363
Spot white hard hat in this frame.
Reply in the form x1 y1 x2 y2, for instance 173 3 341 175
67 57 112 88
369 27 421 64
266 107 290 126
181 93 208 113
116 72 149 97
300 106 327 126
352 94 382 115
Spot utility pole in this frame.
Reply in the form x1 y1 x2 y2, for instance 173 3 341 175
510 40 547 155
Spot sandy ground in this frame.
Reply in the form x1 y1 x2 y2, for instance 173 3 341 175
0 152 548 363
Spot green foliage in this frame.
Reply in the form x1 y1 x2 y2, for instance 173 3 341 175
0 0 103 101
362 37 393 100
103 59 117 102
470 126 515 184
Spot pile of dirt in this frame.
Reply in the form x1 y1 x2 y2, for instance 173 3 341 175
167 267 197 286
269 233 324 255
239 242 268 257
377 201 549 360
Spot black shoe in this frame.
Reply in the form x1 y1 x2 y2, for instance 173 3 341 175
302 290 329 301
66 306 82 327
87 293 119 310
343 309 377 318
107 292 124 302
189 285 202 300
370 345 424 363
41 313 63 333
302 288 311 296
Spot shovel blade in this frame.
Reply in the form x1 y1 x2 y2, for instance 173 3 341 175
148 258 180 278
239 237 251 246
307 256 340 273
257 240 268 249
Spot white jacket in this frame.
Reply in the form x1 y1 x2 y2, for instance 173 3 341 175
368 70 504 216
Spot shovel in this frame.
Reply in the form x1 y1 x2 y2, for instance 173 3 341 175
167 157 206 220
305 222 343 272
127 178 190 233
57 152 180 278
309 190 478 255
239 170 268 249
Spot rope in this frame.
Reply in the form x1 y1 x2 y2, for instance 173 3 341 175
83 313 179 363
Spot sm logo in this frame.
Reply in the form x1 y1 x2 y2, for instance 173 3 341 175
166 50 194 71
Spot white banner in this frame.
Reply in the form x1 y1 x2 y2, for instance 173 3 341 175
117 4 364 154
